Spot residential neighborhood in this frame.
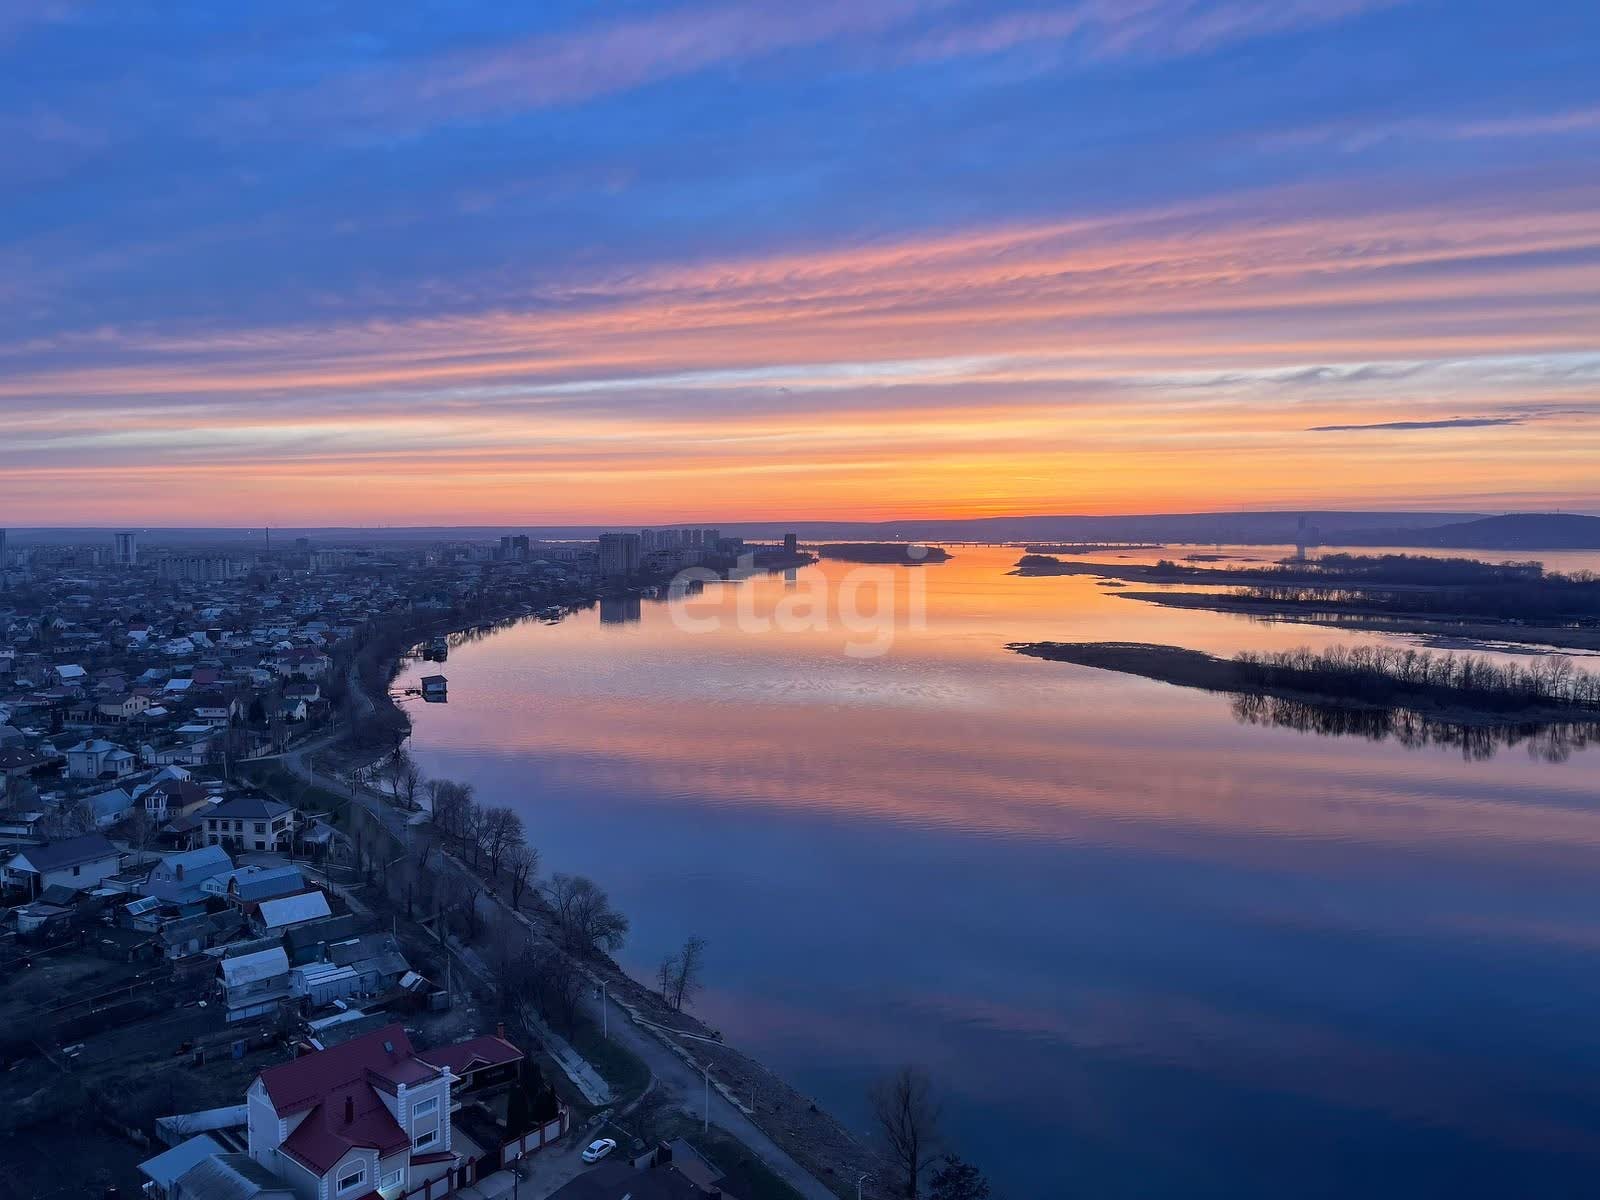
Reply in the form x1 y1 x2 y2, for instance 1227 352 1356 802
0 530 874 1200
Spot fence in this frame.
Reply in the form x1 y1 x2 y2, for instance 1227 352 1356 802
402 1177 451 1200
501 1113 570 1164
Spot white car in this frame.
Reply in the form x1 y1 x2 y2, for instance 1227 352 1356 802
582 1138 617 1164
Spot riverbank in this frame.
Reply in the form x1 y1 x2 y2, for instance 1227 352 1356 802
334 605 887 1199
1008 641 1600 729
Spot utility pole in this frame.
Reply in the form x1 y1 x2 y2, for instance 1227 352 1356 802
703 1064 710 1133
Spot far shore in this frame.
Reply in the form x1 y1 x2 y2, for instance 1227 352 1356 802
1010 555 1600 651
1109 590 1600 652
1008 640 1600 729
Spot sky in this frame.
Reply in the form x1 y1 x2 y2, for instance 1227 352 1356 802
2 0 1598 526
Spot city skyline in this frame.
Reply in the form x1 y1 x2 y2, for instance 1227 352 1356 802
4 2 1599 524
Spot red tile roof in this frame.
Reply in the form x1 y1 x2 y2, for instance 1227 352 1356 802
259 1025 442 1176
281 1093 408 1175
260 1025 434 1114
414 1035 523 1077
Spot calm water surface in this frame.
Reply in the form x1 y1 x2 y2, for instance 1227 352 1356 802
397 546 1600 1198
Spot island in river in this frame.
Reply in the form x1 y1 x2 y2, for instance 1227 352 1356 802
817 542 952 563
1012 553 1600 650
1008 641 1600 730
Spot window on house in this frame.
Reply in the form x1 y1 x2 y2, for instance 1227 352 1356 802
413 1097 437 1118
254 821 265 834
413 1129 437 1151
381 1169 404 1190
337 1166 366 1192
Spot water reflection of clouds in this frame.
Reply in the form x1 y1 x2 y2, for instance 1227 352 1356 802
398 544 1600 1193
416 686 1600 872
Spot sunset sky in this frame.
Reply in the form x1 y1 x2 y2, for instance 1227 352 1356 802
4 1 1598 526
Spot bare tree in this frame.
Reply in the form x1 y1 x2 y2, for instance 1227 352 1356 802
531 945 586 1034
479 806 525 878
44 796 97 838
122 804 159 857
928 1155 991 1200
487 923 541 1043
656 953 678 1000
3 774 39 809
398 757 425 810
507 842 539 910
458 878 484 942
439 871 484 943
870 1066 943 1198
460 800 485 867
546 873 629 954
428 779 474 842
669 936 706 1011
384 750 421 807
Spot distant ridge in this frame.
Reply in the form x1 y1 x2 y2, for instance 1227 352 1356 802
1341 513 1600 550
4 510 1488 547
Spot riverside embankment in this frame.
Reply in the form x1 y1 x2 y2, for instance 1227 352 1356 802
312 606 888 1200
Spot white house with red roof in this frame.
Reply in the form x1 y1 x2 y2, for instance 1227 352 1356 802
246 1024 457 1200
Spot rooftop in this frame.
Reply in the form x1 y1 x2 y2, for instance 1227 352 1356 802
8 832 119 872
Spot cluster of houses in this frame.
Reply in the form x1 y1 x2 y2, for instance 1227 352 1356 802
0 753 319 865
0 535 600 839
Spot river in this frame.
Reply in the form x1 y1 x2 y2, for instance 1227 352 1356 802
396 545 1600 1198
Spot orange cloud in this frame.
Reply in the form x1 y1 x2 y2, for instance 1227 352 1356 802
2 183 1597 523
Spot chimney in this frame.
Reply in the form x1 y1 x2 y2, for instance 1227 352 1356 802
175 863 184 880
344 1095 354 1125
496 1023 505 1041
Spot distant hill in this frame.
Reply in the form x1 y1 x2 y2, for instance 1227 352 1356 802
1341 513 1600 550
6 510 1493 547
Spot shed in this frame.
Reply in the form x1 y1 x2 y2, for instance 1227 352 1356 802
139 1133 225 1198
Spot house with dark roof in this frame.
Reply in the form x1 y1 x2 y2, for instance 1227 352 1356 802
145 844 236 905
284 913 363 966
246 1024 457 1199
143 777 213 823
3 832 122 895
326 932 411 995
414 1032 522 1097
66 737 136 779
251 889 332 936
217 863 306 905
218 946 292 1023
205 795 294 853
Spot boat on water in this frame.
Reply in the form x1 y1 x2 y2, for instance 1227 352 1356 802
419 674 448 702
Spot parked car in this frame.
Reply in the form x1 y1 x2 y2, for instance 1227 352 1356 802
582 1138 617 1164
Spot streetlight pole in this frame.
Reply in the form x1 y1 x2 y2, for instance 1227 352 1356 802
703 1065 710 1133
857 1173 873 1200
600 980 608 1040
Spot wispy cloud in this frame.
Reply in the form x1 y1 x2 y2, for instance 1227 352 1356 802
1 178 1597 523
1261 103 1600 155
251 0 1409 135
1307 416 1526 432
265 0 938 130
907 0 1408 65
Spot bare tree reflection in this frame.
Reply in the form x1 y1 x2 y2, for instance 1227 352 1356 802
1229 693 1598 762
